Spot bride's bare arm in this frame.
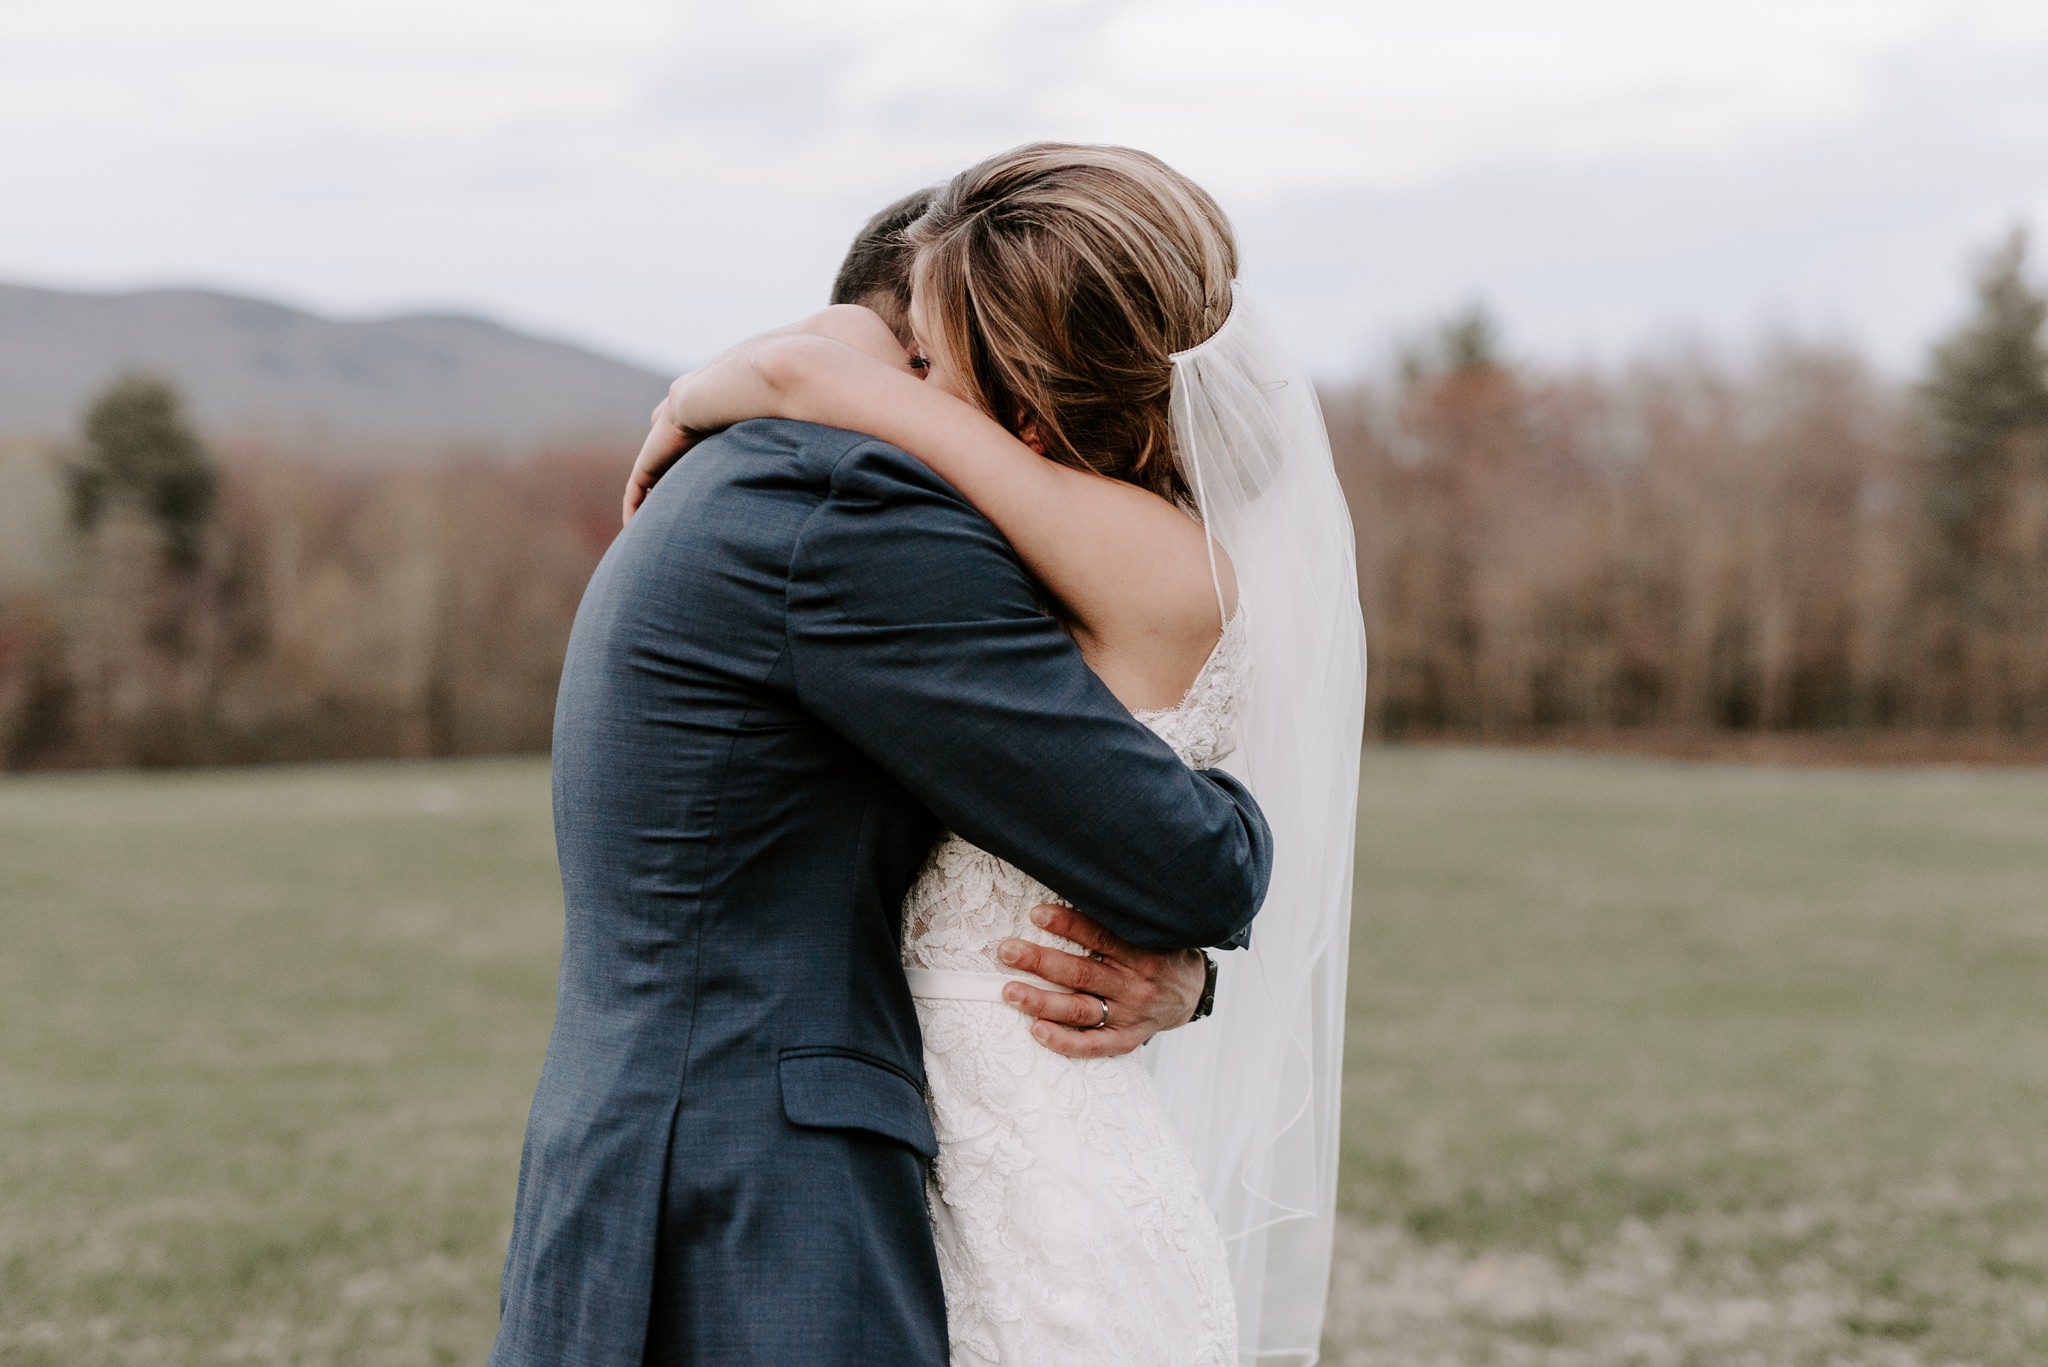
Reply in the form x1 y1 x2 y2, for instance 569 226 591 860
638 307 1232 673
622 307 918 523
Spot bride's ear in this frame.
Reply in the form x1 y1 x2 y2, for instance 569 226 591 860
1015 415 1048 457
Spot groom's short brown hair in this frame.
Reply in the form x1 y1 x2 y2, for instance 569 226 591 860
830 187 936 346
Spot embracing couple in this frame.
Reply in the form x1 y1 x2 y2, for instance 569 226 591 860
488 144 1365 1366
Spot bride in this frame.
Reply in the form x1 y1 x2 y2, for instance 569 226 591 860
628 143 1364 1366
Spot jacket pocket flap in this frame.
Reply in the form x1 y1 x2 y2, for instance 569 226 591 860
778 1049 938 1160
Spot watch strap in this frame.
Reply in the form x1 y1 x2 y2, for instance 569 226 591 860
1189 950 1220 1023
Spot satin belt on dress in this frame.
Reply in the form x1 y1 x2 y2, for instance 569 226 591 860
903 967 1076 1002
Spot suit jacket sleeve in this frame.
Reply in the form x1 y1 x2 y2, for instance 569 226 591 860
785 437 1270 951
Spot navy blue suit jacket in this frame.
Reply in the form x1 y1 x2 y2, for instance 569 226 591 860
488 420 1273 1366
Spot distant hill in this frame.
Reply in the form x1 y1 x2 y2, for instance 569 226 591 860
0 282 670 452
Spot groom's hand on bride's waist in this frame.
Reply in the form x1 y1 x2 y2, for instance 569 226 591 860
995 904 1208 1060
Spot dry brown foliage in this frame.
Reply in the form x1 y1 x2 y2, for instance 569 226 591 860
1330 326 2043 753
0 441 619 769
1 331 2043 770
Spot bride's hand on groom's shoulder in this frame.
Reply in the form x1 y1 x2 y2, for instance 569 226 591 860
623 396 698 526
996 904 1208 1060
622 305 915 527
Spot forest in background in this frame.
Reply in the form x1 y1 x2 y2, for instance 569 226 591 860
1 232 2044 770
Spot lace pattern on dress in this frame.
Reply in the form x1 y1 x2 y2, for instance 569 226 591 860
902 612 1250 1365
903 609 1250 975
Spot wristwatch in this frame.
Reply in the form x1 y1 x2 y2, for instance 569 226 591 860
1188 951 1220 1023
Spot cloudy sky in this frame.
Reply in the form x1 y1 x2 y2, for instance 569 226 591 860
5 0 2046 376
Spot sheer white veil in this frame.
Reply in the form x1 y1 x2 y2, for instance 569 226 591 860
1146 284 1366 1364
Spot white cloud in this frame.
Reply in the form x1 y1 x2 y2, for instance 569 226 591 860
1244 23 2048 372
1 0 2043 375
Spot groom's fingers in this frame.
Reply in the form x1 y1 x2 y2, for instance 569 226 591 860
1029 1021 1146 1060
999 938 1116 998
1007 982 1147 1060
1005 905 1201 1059
1002 979 1112 1029
1029 903 1132 962
1004 982 1153 1059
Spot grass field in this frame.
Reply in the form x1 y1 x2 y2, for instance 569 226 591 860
2 751 2045 1365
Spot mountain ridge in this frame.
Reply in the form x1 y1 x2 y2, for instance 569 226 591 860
0 281 670 452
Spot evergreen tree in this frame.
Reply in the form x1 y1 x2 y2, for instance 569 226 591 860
1439 303 1501 374
1397 303 1503 385
70 373 219 567
1920 229 2048 605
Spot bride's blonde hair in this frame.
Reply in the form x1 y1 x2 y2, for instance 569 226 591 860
907 143 1237 506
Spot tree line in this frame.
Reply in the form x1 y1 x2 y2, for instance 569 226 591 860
1333 230 2047 743
0 414 618 769
0 231 2043 769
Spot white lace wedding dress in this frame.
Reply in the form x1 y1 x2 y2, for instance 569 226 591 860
899 611 1249 1367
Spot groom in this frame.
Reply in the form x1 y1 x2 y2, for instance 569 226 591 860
488 190 1273 1367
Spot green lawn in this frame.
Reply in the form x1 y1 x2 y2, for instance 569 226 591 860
2 751 2044 1365
1331 752 2048 1366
